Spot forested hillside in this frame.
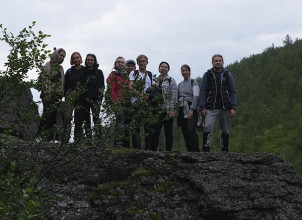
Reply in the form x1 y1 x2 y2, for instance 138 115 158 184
227 38 302 175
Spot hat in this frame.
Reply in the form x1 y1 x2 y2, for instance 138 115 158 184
126 59 136 65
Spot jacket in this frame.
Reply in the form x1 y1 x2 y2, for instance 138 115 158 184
199 67 237 110
81 67 105 102
64 65 84 96
106 70 128 103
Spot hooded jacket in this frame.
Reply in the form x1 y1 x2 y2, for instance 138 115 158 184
40 48 65 100
81 66 104 103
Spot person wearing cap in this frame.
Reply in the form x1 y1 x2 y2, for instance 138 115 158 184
126 59 136 73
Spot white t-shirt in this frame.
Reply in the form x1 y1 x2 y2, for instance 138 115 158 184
129 70 153 102
129 70 153 92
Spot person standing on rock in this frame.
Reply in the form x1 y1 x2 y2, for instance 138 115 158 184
128 54 154 150
106 56 130 148
199 54 237 152
38 48 66 142
150 61 178 151
63 52 84 143
79 54 105 145
177 64 200 152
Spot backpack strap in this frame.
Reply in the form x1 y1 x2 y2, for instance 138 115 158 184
160 77 171 88
168 77 171 86
134 70 139 83
134 70 152 85
146 71 152 85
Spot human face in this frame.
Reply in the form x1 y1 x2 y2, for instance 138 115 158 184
115 58 125 71
72 53 81 67
138 57 148 71
58 51 66 64
159 63 169 75
212 56 224 72
181 66 190 80
127 63 136 73
86 56 95 69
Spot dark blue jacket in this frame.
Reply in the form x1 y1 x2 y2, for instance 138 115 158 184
81 67 105 102
64 65 84 96
199 67 237 110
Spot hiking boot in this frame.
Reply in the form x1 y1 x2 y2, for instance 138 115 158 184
221 133 229 152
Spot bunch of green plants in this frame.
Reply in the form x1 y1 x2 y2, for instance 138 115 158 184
0 161 42 219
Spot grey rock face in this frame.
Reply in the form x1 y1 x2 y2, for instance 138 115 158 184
0 88 39 140
2 141 302 219
22 145 301 220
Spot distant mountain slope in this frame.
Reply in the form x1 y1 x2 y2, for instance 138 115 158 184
226 39 302 175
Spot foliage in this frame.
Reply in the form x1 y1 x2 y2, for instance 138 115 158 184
0 161 42 219
0 22 51 219
0 21 51 96
0 22 51 138
227 35 302 175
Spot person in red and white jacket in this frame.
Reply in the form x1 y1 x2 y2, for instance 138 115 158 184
106 56 130 148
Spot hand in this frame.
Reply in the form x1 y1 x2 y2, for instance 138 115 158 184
230 109 236 118
144 93 149 100
188 110 193 119
202 109 207 116
86 98 91 104
168 110 175 118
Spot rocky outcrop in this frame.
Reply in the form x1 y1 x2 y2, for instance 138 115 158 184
0 88 39 140
5 141 301 220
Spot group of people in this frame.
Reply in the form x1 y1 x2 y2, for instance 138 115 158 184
37 48 237 152
37 49 104 145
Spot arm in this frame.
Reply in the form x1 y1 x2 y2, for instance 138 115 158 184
199 72 208 111
169 78 178 117
106 72 117 103
227 71 237 118
227 72 237 110
64 69 71 96
128 71 141 97
190 80 200 111
98 70 105 103
60 66 65 97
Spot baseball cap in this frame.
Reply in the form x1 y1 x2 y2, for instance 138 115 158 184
126 59 136 65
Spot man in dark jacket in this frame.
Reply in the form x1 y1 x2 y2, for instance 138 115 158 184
199 54 237 152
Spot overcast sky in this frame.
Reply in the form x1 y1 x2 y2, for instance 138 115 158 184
1 0 302 86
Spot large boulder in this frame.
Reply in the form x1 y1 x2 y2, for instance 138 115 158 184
0 87 39 140
6 142 301 220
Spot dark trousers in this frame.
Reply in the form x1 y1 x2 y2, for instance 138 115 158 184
151 113 174 151
38 97 61 142
178 108 200 152
132 108 152 150
114 104 130 148
74 101 100 143
62 99 81 144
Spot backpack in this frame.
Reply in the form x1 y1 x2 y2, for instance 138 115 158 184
148 77 172 107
